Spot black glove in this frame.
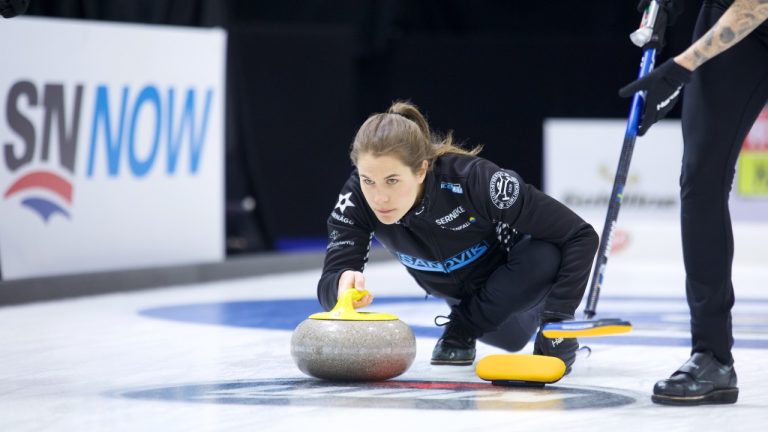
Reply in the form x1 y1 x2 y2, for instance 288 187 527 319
534 312 579 375
0 0 29 18
618 58 692 136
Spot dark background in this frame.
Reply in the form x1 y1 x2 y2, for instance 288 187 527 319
24 0 699 253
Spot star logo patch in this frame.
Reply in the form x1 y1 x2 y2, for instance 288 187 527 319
335 192 355 214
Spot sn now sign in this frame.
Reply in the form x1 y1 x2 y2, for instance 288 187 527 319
0 18 226 280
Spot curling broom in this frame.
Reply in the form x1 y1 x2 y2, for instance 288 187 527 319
542 0 670 339
477 1 670 386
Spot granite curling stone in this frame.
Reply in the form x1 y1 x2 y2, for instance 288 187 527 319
291 289 416 381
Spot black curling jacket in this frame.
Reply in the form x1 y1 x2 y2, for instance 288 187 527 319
317 154 598 318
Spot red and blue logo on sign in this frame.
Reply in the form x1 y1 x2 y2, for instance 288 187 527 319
2 81 213 223
4 170 73 222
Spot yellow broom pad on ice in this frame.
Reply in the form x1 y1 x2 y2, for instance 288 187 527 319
476 354 566 387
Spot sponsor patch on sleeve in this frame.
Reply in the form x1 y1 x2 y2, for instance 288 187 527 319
489 171 520 209
440 182 463 194
334 192 355 213
330 211 354 225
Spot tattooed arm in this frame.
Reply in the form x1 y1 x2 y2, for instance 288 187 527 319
675 0 768 71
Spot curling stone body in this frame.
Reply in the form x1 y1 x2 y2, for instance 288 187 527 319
291 317 416 381
290 289 416 381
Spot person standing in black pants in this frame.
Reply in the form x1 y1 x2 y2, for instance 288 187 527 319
619 0 768 405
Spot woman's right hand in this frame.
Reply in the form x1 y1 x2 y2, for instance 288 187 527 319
338 270 373 309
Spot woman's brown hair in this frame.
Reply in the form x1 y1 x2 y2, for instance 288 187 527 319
350 101 481 173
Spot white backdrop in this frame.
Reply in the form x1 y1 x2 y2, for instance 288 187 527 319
731 106 768 221
0 18 226 280
544 119 766 267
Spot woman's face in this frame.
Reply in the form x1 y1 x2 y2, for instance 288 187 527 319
357 153 428 225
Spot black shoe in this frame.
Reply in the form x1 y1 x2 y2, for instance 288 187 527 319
652 352 738 406
431 314 477 366
533 329 579 375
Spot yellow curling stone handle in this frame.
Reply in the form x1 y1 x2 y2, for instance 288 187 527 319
309 288 399 321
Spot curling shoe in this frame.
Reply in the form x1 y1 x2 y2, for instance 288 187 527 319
652 352 738 406
431 313 477 366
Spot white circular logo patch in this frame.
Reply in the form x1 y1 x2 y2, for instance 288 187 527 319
489 171 520 209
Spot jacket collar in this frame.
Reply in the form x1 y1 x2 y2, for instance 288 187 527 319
401 168 435 222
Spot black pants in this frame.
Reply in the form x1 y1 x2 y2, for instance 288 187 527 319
680 2 768 365
446 237 561 352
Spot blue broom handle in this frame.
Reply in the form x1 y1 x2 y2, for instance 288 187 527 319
583 1 663 319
